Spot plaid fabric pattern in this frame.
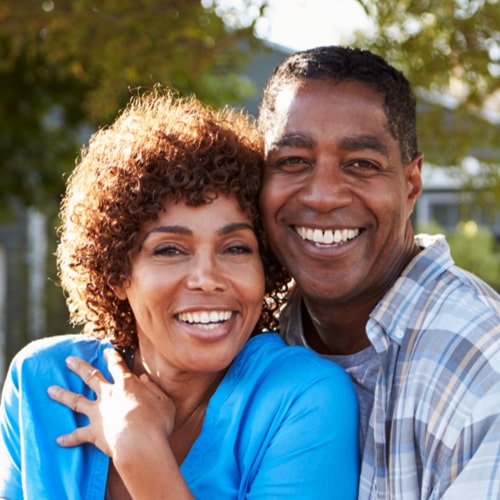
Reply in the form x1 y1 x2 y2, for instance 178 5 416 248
281 235 500 499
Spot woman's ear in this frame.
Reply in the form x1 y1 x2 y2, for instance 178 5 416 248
112 280 129 301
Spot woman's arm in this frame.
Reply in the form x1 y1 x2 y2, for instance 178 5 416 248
47 349 194 500
0 363 23 499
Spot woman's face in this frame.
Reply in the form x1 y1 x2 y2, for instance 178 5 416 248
114 194 265 376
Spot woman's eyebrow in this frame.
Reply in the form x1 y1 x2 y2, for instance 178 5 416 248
144 222 254 239
144 225 192 239
218 222 255 236
136 225 191 250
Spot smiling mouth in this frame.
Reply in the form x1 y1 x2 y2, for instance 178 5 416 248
294 226 360 246
176 310 233 330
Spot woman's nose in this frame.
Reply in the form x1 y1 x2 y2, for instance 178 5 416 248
185 255 226 292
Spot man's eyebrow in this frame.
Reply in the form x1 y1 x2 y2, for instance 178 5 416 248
338 135 389 156
268 133 315 150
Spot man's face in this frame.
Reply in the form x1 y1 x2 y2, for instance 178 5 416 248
260 78 422 307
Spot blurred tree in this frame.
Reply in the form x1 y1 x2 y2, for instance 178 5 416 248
447 221 500 290
354 0 500 198
418 220 500 290
0 0 264 211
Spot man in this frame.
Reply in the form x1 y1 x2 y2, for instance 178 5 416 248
258 45 500 499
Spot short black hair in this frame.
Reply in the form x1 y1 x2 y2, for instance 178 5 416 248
259 45 419 164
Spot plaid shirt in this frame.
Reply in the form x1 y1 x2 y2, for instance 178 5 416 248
280 235 500 499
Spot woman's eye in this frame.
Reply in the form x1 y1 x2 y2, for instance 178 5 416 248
153 245 184 257
225 244 253 255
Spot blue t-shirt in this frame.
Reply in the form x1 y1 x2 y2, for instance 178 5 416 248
0 333 358 499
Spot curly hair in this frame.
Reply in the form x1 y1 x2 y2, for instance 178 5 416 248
259 45 419 164
57 89 290 349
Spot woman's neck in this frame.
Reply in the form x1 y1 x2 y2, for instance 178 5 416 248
131 344 225 463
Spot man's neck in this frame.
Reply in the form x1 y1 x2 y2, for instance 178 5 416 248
301 299 372 356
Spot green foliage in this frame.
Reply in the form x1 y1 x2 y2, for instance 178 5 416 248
354 0 499 105
417 221 500 290
353 0 500 200
0 0 263 210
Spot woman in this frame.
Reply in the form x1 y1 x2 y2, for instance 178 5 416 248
0 90 359 499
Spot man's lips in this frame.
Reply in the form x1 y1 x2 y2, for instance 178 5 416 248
294 226 360 245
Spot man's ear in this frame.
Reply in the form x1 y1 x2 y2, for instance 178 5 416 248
406 152 423 203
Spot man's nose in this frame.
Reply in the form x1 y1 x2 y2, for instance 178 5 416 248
297 159 352 212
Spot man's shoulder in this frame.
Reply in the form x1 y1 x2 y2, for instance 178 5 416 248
380 235 499 340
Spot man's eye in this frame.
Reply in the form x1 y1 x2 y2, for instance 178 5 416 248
273 157 311 170
349 160 379 170
279 157 307 165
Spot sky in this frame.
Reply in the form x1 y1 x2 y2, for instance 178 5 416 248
255 0 373 50
210 0 374 51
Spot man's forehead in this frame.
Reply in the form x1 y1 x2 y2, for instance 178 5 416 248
264 79 392 153
273 84 300 112
264 84 303 150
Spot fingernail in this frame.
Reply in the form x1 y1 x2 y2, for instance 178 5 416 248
66 356 76 368
47 386 58 398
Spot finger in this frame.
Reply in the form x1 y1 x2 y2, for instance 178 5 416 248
55 425 95 448
65 356 106 391
85 368 99 384
104 348 133 382
47 385 93 414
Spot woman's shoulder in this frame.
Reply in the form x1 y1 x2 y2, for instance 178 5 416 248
8 334 111 376
236 333 355 391
220 334 358 432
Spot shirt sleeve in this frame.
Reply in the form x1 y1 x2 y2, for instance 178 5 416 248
247 360 359 499
0 336 111 500
434 381 500 498
0 358 23 500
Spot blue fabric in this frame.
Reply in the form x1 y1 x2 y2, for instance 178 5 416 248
0 333 359 499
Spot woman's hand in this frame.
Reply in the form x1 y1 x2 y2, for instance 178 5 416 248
47 348 176 460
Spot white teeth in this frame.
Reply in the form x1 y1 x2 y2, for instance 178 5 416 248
313 229 323 243
323 230 334 244
177 310 232 325
295 227 360 245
